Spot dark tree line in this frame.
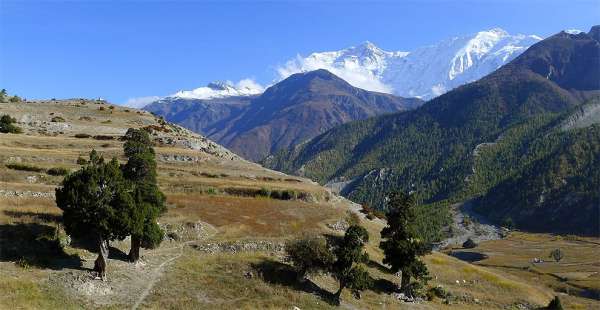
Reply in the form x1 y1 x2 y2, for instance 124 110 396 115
55 128 165 279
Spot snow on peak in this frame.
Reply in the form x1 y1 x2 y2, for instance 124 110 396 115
564 29 583 35
171 79 264 100
277 28 542 99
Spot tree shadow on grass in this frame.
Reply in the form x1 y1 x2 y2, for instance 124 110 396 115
3 210 62 223
108 246 129 262
251 259 338 305
367 259 391 273
0 222 84 270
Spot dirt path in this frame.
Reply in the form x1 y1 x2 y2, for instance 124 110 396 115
132 221 218 309
435 200 504 250
131 240 192 310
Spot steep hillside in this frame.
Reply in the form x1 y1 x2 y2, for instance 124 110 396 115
149 69 422 161
265 27 600 235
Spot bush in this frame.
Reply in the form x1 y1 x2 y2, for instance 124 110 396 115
51 116 65 122
6 163 45 172
9 95 21 102
285 235 334 281
47 167 70 176
76 156 88 165
98 106 106 111
79 116 93 121
74 133 91 138
0 114 22 133
93 135 114 140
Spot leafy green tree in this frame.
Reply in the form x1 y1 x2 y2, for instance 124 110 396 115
121 128 166 262
380 192 431 296
0 114 22 133
285 234 334 282
331 225 371 304
55 150 132 280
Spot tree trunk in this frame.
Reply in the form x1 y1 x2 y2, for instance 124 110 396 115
400 269 411 296
334 282 344 305
129 235 141 262
94 236 109 281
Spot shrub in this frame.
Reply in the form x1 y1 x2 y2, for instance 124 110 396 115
101 120 112 124
285 235 334 281
93 135 114 140
0 114 23 133
76 156 88 165
6 163 45 172
51 116 66 122
346 210 361 227
74 133 91 138
79 116 93 121
47 167 70 176
9 95 21 102
98 106 106 111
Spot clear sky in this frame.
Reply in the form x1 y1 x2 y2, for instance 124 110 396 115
1 0 598 104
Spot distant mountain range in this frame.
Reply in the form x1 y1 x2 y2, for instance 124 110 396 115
146 70 422 161
144 28 542 160
279 28 542 99
265 26 600 235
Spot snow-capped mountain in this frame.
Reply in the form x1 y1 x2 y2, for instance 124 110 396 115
171 79 264 100
277 28 542 99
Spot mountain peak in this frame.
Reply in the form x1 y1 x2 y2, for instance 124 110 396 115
206 81 234 91
172 80 263 100
481 27 509 36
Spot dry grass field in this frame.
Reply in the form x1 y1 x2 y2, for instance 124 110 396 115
1 99 598 309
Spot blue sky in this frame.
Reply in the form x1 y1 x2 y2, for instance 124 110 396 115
1 0 598 104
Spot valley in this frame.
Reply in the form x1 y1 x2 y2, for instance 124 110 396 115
2 99 597 309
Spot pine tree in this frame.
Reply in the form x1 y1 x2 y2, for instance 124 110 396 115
331 225 372 304
121 128 166 262
380 191 431 296
55 150 132 280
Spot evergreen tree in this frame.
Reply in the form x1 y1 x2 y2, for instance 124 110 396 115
546 296 563 310
331 225 372 304
55 150 132 280
121 128 166 262
380 191 431 296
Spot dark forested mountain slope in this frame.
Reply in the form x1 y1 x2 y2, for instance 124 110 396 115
146 69 421 161
264 26 600 235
